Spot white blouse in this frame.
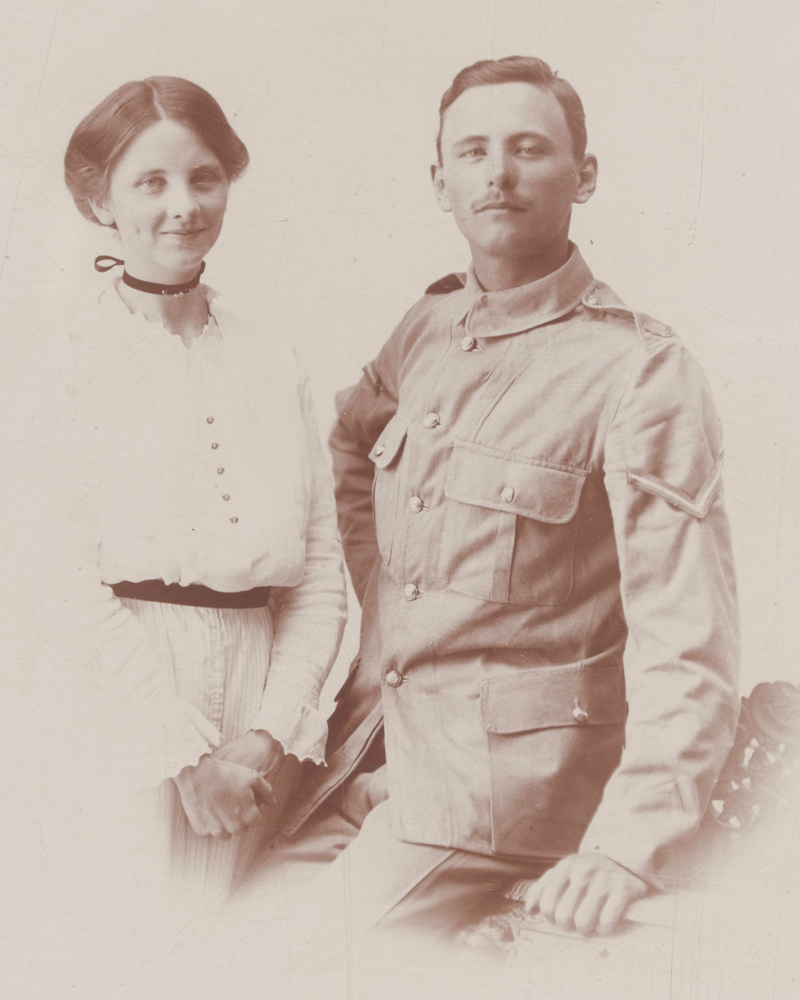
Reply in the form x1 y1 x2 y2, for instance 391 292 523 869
6 278 347 784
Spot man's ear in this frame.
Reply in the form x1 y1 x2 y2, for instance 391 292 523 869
573 154 598 205
431 163 452 213
89 198 115 227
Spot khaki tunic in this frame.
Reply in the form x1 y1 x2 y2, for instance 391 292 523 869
289 244 739 887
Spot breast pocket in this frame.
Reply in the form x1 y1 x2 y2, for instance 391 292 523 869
368 413 409 567
480 648 627 859
439 440 587 605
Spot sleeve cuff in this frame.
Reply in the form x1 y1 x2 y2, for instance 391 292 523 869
248 697 329 766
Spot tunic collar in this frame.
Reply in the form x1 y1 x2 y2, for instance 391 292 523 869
443 242 595 338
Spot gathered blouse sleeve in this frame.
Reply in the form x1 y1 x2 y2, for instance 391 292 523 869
5 325 221 789
249 367 348 765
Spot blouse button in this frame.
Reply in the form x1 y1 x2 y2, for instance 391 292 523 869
230 516 239 524
222 494 231 501
211 442 219 450
206 416 214 424
217 467 225 475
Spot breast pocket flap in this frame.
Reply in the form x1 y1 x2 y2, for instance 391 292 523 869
480 659 627 734
369 413 409 470
445 440 587 524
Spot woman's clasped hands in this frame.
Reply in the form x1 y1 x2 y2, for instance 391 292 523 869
174 730 285 840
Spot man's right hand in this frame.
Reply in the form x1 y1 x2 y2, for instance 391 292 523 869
173 755 276 839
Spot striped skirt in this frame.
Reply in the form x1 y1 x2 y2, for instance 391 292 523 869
121 597 299 904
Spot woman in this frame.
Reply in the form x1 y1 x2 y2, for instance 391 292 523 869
3 76 347 943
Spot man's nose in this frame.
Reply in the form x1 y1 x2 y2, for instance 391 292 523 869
487 151 515 188
166 181 199 218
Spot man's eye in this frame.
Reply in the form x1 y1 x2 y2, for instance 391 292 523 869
461 148 485 159
518 145 544 157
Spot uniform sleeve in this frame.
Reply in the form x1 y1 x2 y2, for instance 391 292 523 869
328 348 400 604
3 339 221 789
249 376 348 764
580 338 740 887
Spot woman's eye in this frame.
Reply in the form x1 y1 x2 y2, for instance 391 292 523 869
138 176 165 192
193 171 221 187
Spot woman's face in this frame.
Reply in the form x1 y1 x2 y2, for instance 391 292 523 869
94 119 229 283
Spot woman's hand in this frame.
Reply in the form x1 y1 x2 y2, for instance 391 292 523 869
213 729 285 777
173 755 276 840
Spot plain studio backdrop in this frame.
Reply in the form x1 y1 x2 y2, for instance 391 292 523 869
0 0 799 995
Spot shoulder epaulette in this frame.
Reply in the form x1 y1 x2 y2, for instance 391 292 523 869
425 273 466 296
581 283 675 344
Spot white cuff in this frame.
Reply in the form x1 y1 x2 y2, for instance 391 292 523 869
249 697 329 766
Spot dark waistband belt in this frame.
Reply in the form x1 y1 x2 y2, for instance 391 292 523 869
110 579 272 609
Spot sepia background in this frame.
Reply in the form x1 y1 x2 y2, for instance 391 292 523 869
0 0 798 994
3 0 798 703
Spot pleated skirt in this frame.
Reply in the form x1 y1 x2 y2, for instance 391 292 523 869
121 597 299 905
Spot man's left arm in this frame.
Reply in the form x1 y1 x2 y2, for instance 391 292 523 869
527 335 740 934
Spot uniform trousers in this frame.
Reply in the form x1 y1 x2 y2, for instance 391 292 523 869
116 762 554 1000
239 762 553 940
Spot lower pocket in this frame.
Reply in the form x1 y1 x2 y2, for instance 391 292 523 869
481 654 626 858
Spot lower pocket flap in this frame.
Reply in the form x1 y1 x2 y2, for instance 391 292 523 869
480 657 626 734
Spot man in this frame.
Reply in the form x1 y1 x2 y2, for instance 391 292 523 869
282 55 739 938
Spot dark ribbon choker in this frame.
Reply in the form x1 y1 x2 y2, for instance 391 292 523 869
95 256 205 296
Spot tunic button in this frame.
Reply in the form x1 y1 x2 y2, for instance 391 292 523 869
230 516 239 524
460 335 477 352
385 670 403 688
586 295 599 306
206 416 214 424
408 496 424 513
217 467 225 475
572 702 589 724
501 486 515 503
404 583 419 601
423 412 441 429
222 494 231 501
211 442 219 450
373 443 386 456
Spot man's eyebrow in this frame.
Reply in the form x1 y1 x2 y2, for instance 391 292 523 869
451 134 489 148
450 130 556 148
507 131 554 145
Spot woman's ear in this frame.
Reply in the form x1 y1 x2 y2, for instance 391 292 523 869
89 198 115 227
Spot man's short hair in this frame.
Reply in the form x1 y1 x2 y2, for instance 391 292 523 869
436 56 587 164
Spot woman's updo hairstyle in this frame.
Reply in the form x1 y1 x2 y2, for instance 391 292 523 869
64 76 249 227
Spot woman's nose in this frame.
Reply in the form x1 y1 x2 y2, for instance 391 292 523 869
166 182 199 218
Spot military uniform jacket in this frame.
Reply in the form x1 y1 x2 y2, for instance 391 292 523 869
292 244 740 886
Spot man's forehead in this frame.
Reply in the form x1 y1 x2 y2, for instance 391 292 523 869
440 81 571 144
